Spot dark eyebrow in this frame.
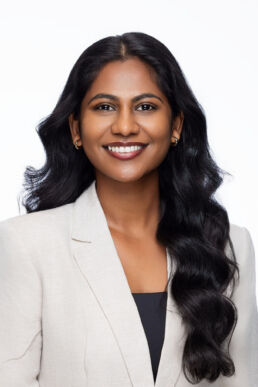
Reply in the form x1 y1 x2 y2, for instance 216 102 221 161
87 93 163 105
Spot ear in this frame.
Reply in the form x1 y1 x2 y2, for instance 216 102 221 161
171 111 184 140
68 113 82 146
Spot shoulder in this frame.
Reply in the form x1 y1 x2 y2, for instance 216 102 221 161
0 202 73 232
219 223 256 300
228 223 255 268
229 223 253 246
227 223 256 302
0 203 74 259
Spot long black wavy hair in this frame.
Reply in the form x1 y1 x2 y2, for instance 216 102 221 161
20 32 239 384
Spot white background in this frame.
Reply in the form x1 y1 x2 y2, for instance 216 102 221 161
0 0 257 295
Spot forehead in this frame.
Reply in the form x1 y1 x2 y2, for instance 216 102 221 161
84 57 163 98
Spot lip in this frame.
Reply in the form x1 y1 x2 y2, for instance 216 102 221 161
103 143 147 160
103 142 148 147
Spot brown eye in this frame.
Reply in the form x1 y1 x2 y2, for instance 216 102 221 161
94 104 115 111
137 103 156 111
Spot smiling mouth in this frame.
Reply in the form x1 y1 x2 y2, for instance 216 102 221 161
103 144 146 152
102 144 147 160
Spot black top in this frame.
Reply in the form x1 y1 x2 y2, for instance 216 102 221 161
132 291 167 383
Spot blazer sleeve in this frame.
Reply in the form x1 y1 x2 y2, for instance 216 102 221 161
0 220 42 386
223 226 258 386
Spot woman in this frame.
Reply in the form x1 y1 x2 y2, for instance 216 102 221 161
0 32 257 387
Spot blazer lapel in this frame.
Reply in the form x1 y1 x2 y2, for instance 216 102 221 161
155 256 185 387
71 180 185 387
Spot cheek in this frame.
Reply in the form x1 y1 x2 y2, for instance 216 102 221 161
79 118 101 148
79 129 100 164
148 129 171 163
150 125 171 147
145 112 171 138
80 109 111 131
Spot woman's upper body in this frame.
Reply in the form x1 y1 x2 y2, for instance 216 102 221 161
0 180 258 387
2 31 257 386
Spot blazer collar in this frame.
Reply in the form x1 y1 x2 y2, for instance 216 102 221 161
71 180 186 387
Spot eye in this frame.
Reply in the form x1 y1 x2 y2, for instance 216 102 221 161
137 103 156 111
94 104 115 111
93 103 156 111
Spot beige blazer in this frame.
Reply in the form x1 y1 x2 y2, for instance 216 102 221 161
0 180 257 387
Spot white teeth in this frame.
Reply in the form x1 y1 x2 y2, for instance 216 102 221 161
107 145 143 153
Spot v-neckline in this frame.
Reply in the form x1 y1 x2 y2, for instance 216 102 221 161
71 180 185 386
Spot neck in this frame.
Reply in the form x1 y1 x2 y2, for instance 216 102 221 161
95 171 161 238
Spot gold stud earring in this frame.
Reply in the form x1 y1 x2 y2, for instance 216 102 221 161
170 136 179 146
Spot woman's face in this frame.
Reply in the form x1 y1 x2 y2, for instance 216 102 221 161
69 57 183 183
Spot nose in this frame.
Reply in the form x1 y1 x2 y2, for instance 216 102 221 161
111 106 140 136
